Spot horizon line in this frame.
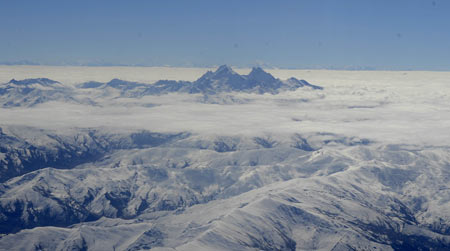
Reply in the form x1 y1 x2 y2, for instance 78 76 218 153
1 62 449 72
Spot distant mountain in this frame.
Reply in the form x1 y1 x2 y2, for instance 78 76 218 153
0 78 67 107
0 78 91 107
188 65 322 94
78 65 323 96
0 66 321 107
8 78 60 87
190 65 248 93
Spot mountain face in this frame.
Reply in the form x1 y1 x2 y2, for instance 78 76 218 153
0 127 188 183
190 65 248 93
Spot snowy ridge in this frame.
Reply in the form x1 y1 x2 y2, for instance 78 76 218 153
0 127 449 250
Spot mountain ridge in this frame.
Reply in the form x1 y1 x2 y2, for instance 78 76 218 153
0 127 449 250
0 65 322 107
79 64 323 95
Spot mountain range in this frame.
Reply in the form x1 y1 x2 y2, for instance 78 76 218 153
0 65 322 107
0 126 449 250
78 65 322 98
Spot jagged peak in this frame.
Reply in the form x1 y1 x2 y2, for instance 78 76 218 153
249 66 271 75
197 70 214 80
195 65 241 83
249 66 265 73
215 64 233 72
213 65 238 76
247 66 276 82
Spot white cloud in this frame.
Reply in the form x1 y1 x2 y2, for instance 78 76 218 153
1 66 450 146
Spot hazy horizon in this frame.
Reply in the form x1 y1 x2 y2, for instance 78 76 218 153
2 1 450 70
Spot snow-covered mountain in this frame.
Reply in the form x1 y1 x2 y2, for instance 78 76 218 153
0 67 449 250
0 126 187 183
0 78 97 107
0 78 70 107
0 126 449 250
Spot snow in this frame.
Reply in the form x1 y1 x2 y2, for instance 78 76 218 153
0 66 449 250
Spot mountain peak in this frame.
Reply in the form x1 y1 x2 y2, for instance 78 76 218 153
195 65 237 82
216 64 233 72
249 66 270 75
247 66 276 83
213 65 237 77
249 66 265 73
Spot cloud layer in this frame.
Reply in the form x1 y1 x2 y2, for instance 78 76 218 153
1 66 450 146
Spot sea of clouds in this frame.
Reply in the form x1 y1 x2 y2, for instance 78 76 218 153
1 65 449 146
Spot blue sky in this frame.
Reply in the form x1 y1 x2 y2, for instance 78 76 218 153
1 0 449 70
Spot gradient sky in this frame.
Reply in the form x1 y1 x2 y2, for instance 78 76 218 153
1 0 449 70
